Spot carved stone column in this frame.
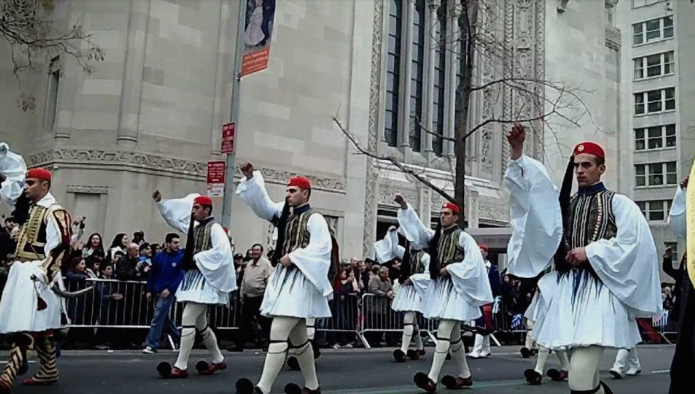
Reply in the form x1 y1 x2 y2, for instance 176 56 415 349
445 2 460 157
399 0 416 149
117 0 152 146
423 0 440 154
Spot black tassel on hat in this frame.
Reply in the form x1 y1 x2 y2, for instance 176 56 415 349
554 155 575 274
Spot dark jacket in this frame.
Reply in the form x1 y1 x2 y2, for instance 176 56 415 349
664 254 685 320
146 249 184 294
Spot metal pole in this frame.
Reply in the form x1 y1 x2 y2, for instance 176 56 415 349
221 0 247 228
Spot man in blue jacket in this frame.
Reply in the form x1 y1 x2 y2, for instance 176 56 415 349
143 233 184 354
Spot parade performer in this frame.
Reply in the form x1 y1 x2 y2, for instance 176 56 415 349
152 191 237 379
374 226 430 362
504 124 663 394
0 143 74 392
667 174 693 394
521 272 570 385
235 162 333 394
469 244 500 359
394 194 493 393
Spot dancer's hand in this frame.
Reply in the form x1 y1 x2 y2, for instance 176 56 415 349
681 176 689 190
160 289 170 299
402 278 412 286
241 161 255 179
279 254 292 267
506 123 525 160
152 190 162 203
439 267 450 278
394 195 407 209
566 247 587 266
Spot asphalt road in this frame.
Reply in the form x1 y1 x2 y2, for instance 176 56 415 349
1 345 674 394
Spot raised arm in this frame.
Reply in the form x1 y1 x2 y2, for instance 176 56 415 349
504 124 562 278
152 190 194 234
374 226 403 263
235 161 284 222
668 177 688 239
0 142 28 206
395 195 435 247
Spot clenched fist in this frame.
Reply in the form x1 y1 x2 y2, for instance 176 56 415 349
241 161 255 180
152 190 162 203
394 194 407 210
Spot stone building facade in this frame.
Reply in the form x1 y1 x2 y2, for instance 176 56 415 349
0 0 623 261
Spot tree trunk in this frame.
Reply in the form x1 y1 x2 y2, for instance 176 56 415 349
454 0 478 226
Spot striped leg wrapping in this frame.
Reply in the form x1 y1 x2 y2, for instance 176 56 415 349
0 334 33 388
32 336 58 383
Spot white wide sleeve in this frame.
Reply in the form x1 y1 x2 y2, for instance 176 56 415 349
446 232 494 306
668 187 686 239
374 229 402 263
585 194 663 317
194 223 238 293
157 193 200 234
409 252 431 297
0 143 27 206
504 155 563 278
288 213 334 297
235 171 285 221
396 204 435 247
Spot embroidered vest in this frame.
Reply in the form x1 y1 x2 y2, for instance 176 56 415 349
193 220 215 255
411 249 427 274
281 207 315 256
567 189 617 250
433 226 465 269
16 205 51 262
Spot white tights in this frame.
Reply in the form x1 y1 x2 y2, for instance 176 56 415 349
400 312 424 353
174 302 224 370
534 346 570 374
256 317 319 394
569 346 604 393
428 319 470 382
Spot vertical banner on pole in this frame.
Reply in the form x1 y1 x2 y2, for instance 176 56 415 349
221 123 236 154
241 0 277 76
207 161 226 197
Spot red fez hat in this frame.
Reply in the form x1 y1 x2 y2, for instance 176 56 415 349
288 176 311 189
26 168 51 181
441 202 460 214
194 195 213 206
479 245 489 252
573 142 605 160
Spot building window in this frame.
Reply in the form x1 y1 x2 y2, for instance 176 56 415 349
45 56 61 131
633 16 674 45
635 162 677 187
635 124 676 151
633 0 664 8
385 0 402 147
409 0 426 153
432 7 446 157
633 51 674 80
636 200 672 221
634 87 675 115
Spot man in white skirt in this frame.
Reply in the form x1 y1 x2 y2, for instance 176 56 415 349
395 195 493 393
152 192 237 379
235 162 333 394
504 124 662 394
521 272 570 385
0 149 74 393
374 226 430 363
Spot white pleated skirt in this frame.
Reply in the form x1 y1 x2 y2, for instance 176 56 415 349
391 284 423 313
0 260 63 334
176 270 229 305
524 291 546 323
532 270 642 351
261 266 331 319
421 277 481 322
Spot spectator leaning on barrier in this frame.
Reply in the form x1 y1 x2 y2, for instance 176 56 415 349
143 233 184 354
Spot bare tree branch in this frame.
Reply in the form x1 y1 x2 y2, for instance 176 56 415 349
331 114 455 203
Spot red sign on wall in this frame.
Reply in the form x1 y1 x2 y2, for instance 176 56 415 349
221 123 235 154
207 161 226 197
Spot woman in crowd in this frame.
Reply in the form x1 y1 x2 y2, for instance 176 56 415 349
108 233 130 260
82 232 105 259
